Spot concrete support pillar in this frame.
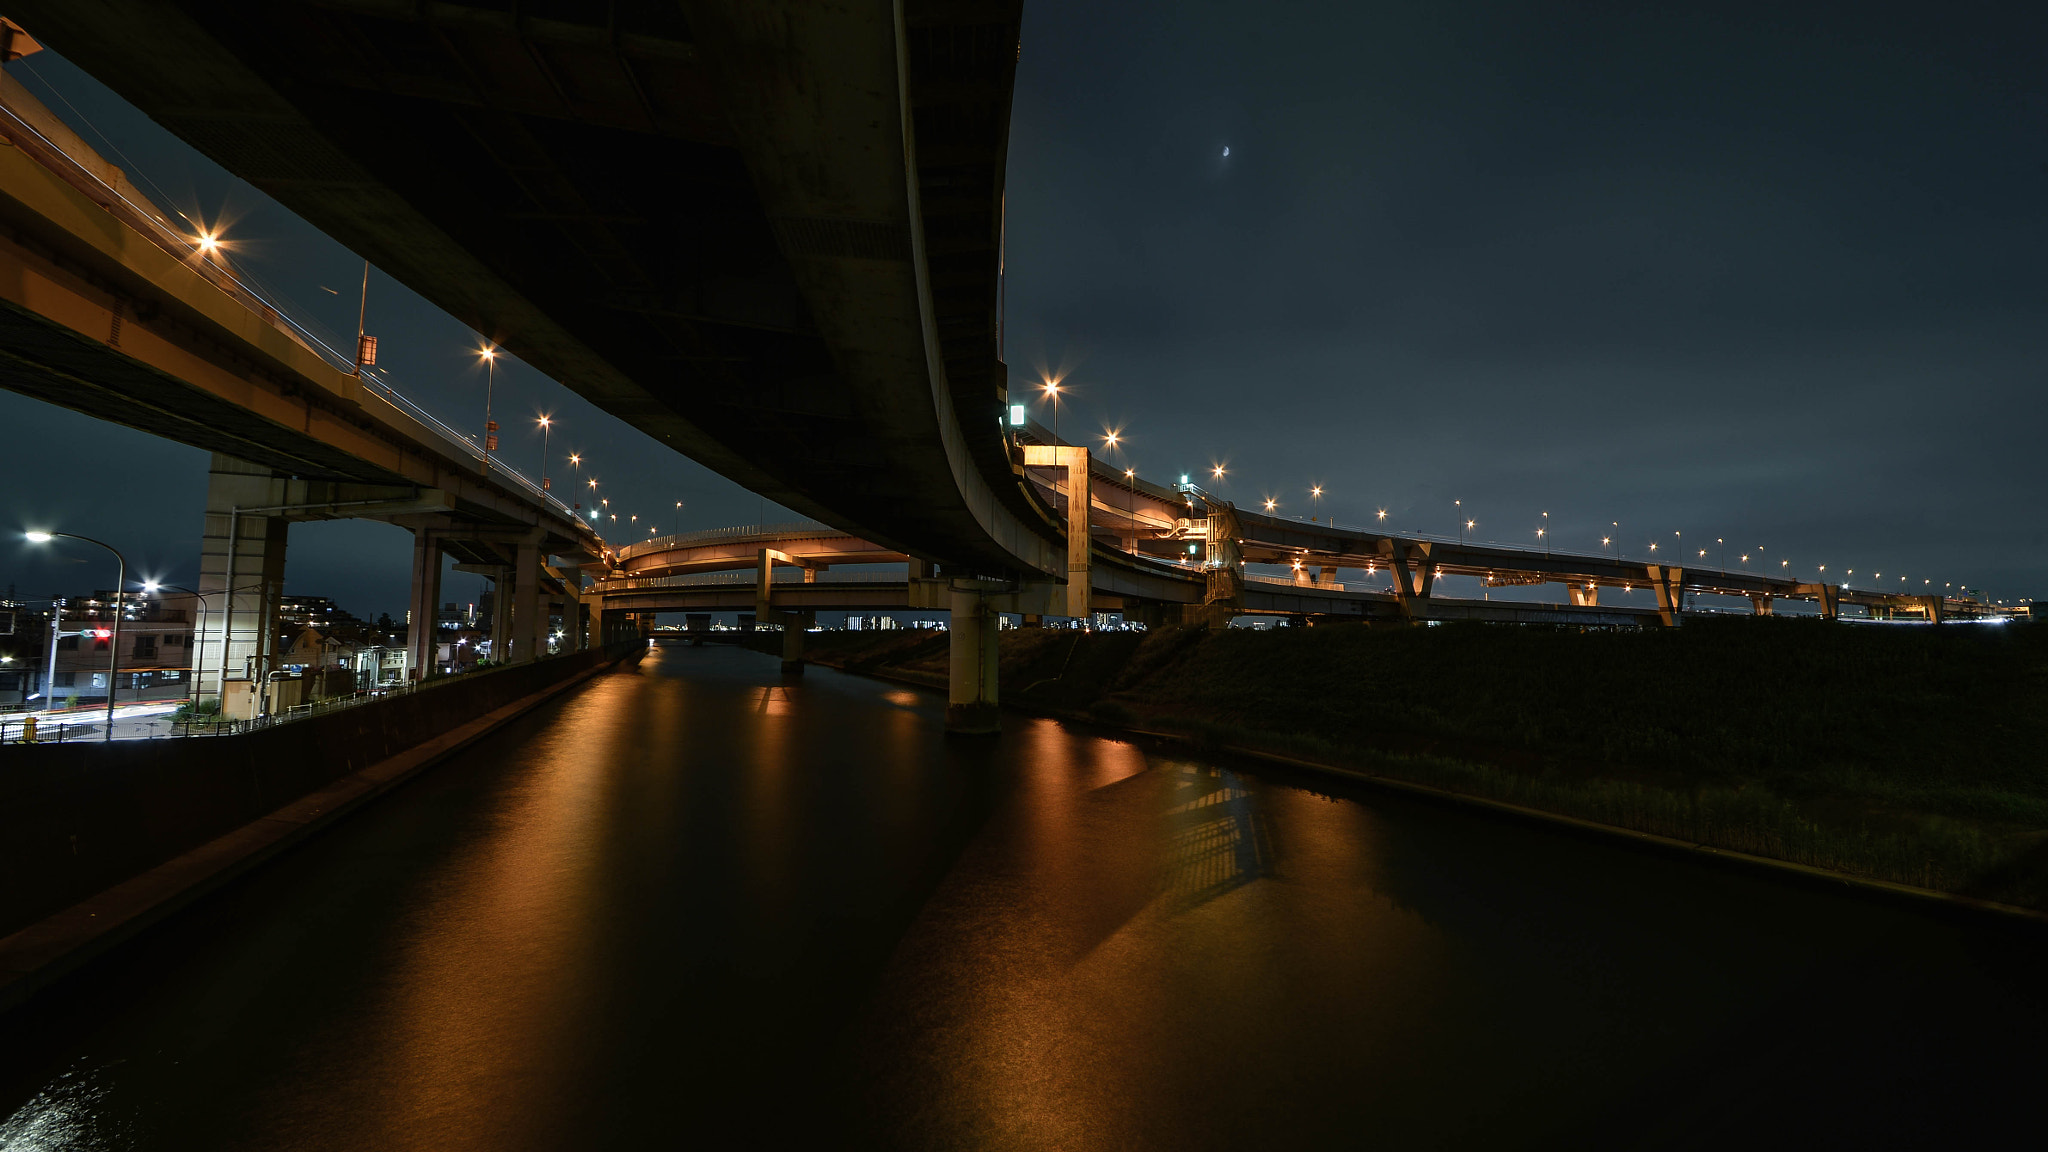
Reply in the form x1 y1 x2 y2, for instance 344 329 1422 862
1646 565 1685 627
1386 541 1435 618
781 610 813 675
1819 584 1841 621
1319 565 1339 588
553 566 583 652
486 565 511 660
198 455 293 712
588 596 608 650
1023 445 1092 618
406 527 444 681
1569 582 1600 607
1749 594 1774 616
511 536 543 662
1292 564 1312 586
947 585 1000 734
1922 595 1944 624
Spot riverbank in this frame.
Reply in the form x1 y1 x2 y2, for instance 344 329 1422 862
791 619 2048 911
0 644 646 1013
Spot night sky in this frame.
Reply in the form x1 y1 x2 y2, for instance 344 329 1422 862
3 2 2042 618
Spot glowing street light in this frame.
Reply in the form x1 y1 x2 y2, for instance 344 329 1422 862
1264 498 1277 511
1311 485 1323 522
477 345 499 477
536 415 553 490
24 530 128 740
1041 377 1063 446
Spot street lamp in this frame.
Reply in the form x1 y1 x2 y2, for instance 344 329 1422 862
478 345 498 477
1041 378 1062 446
25 530 128 741
537 415 553 490
1311 485 1323 523
1104 430 1134 552
144 580 213 709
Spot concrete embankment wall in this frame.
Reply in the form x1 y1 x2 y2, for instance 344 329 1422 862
0 644 640 940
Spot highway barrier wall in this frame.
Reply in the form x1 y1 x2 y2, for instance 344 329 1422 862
0 642 641 940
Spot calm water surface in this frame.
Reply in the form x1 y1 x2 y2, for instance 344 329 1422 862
0 643 2041 1149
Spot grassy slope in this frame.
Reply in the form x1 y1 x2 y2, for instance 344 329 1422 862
807 620 2048 908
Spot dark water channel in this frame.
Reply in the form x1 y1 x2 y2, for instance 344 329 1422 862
1 643 2041 1149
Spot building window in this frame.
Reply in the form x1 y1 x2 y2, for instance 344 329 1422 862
133 635 158 658
58 636 79 651
55 671 75 687
91 673 107 689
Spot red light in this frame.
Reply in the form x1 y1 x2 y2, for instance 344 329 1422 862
93 629 111 639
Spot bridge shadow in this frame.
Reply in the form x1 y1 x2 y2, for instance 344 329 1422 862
1158 761 1278 915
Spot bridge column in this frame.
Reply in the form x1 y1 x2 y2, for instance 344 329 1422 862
486 565 512 661
781 610 813 675
1647 565 1685 627
552 566 583 652
1386 541 1435 619
1819 584 1840 621
1922 595 1944 624
1749 594 1774 616
405 526 445 681
198 456 292 716
947 585 1000 735
1023 445 1092 618
511 534 544 662
1569 582 1600 607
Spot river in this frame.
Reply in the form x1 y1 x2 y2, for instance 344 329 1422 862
1 642 2040 1149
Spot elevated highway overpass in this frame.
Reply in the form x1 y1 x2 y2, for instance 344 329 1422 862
10 3 1993 731
0 68 613 714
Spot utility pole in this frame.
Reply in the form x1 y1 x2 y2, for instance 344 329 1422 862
351 259 376 376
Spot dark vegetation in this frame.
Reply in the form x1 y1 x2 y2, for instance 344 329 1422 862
795 618 2048 909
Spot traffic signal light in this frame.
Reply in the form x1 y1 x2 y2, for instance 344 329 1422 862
91 628 111 651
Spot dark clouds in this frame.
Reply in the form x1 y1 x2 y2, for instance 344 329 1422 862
2 3 2042 613
1002 1 2046 597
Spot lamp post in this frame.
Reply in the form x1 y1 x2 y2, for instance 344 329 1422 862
1103 430 1130 551
1042 378 1061 447
478 345 498 477
144 581 210 708
43 594 62 711
25 531 128 741
537 415 552 490
1311 485 1323 523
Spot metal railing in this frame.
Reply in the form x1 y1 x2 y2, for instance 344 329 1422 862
601 567 906 591
619 521 837 559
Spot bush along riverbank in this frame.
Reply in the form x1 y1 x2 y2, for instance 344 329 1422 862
793 618 2048 911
